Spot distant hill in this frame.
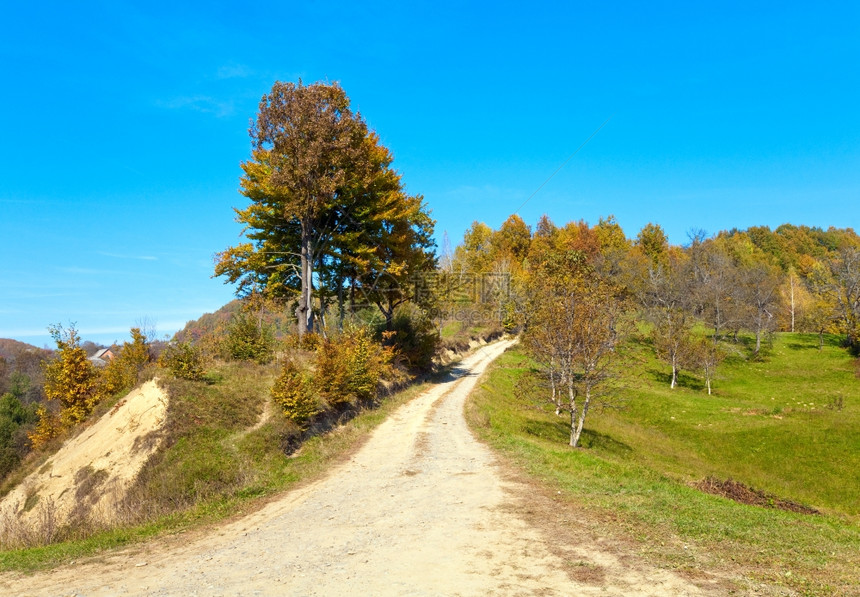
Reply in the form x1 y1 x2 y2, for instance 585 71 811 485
0 338 48 362
0 338 50 403
174 299 295 343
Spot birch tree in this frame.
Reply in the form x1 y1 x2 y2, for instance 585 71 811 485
524 252 626 447
642 256 694 388
739 263 782 357
829 248 860 350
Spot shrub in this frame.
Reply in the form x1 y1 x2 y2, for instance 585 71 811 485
0 392 37 477
299 331 323 351
27 405 63 449
271 359 320 427
158 342 206 381
101 328 152 396
222 313 274 364
42 324 100 426
501 300 518 334
380 306 438 371
317 326 391 407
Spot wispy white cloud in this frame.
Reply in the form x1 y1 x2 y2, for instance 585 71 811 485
0 328 54 338
98 251 158 261
58 266 128 275
157 96 235 118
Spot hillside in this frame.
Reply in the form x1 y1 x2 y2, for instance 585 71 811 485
469 333 860 594
0 339 49 366
0 339 713 596
173 299 295 343
0 340 42 362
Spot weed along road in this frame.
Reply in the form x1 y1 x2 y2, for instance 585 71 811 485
3 339 704 596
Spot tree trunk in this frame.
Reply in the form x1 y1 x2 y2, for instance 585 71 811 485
789 274 796 333
571 387 591 448
670 352 677 389
256 297 265 331
337 278 346 332
550 358 561 416
567 379 577 447
296 223 309 337
706 376 712 395
296 220 314 337
377 303 394 331
307 257 315 333
755 329 762 356
385 296 396 330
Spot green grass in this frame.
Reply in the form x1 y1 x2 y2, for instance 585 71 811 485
602 332 860 518
467 336 860 595
0 360 441 573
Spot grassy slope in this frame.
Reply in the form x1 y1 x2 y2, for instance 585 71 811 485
467 335 860 596
602 332 859 517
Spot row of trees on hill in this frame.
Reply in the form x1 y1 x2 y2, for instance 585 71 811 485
0 341 51 480
444 214 859 446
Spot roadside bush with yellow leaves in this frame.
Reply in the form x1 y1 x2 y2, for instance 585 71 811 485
101 328 152 396
316 326 392 407
270 358 320 427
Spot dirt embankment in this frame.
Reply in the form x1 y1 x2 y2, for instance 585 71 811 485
1 340 712 596
0 380 168 536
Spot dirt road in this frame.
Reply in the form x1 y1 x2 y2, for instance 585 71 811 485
2 340 706 596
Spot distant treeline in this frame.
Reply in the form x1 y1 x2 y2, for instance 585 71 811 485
446 216 859 346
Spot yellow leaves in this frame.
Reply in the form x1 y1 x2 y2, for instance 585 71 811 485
40 324 151 440
316 326 391 407
27 405 62 449
42 342 98 419
273 326 392 427
271 359 320 427
101 328 152 397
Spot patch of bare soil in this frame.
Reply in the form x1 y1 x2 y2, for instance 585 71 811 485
695 477 819 515
2 341 708 596
0 380 168 538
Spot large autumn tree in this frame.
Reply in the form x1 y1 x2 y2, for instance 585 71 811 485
215 80 435 336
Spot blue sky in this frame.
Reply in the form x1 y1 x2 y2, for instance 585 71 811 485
1 1 858 346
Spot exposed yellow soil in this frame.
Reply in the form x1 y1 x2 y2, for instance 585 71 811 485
0 380 168 528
